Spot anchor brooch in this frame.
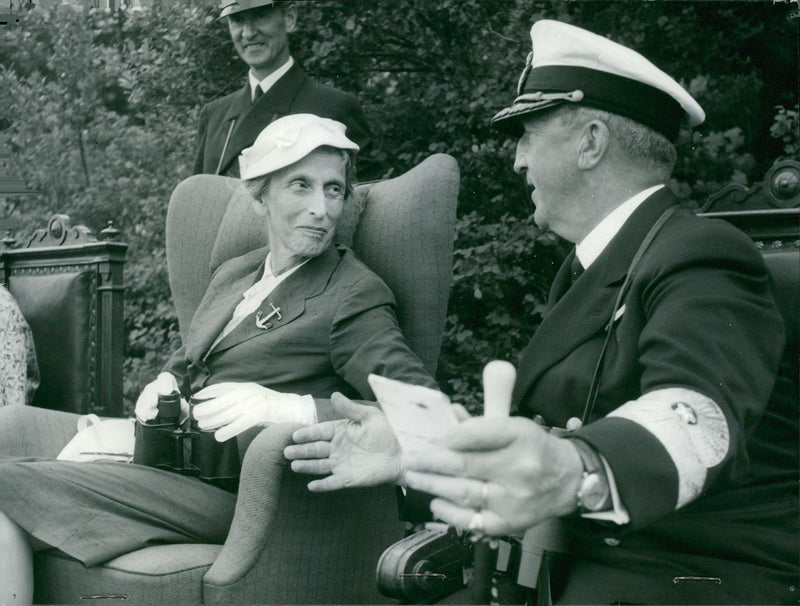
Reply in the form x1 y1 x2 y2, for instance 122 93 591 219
255 303 282 330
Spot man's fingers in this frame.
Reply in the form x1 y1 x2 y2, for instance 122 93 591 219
291 420 340 444
444 417 522 451
284 440 332 461
403 441 510 481
403 446 467 476
305 474 346 492
404 471 494 510
404 469 465 499
428 498 510 537
330 392 374 423
290 458 334 476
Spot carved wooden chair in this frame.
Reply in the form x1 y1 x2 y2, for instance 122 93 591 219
0 214 126 417
32 153 460 604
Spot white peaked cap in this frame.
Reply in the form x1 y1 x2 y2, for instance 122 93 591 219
492 20 705 141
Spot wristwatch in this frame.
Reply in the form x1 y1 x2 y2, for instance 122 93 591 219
569 438 611 513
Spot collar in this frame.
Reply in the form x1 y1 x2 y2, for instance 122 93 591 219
249 56 295 102
247 251 308 294
576 184 665 270
209 252 311 350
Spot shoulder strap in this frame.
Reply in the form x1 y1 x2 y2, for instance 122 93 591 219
581 206 678 423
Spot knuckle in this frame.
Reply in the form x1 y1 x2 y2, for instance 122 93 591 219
456 484 473 505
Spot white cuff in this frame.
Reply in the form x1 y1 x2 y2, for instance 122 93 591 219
607 387 730 508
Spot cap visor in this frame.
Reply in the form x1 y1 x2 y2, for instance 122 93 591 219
490 99 566 135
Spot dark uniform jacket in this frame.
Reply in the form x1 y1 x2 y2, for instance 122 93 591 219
193 63 373 178
513 189 797 604
163 244 435 419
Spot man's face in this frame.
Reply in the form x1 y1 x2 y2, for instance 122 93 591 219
227 4 297 80
513 112 580 239
253 148 347 267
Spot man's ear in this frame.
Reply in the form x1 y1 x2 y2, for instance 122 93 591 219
283 3 298 34
577 119 610 170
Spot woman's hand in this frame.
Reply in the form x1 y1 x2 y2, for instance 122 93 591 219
192 382 316 442
135 372 188 423
285 392 405 491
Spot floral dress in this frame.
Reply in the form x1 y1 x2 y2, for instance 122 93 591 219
0 285 39 406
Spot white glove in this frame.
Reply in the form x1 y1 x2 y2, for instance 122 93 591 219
192 382 317 442
134 372 189 423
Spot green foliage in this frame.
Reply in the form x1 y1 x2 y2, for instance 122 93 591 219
0 4 224 411
441 212 567 408
771 105 800 158
1 1 797 411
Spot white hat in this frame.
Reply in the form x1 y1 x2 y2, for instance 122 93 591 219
218 0 277 20
492 20 705 141
239 114 360 181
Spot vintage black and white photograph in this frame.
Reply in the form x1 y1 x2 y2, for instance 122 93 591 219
0 0 798 604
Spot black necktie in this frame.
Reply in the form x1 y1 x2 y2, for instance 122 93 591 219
252 85 263 104
570 254 584 284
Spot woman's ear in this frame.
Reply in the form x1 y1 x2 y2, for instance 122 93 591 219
251 197 268 217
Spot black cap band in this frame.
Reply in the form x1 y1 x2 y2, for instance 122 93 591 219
515 65 685 141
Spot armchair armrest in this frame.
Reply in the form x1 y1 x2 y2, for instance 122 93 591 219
203 422 303 588
202 416 402 604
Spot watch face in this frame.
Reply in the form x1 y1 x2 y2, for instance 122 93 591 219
579 473 610 511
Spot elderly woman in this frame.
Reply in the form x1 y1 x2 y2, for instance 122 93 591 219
0 114 435 605
0 285 39 408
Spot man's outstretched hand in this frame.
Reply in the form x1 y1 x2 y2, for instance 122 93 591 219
284 392 404 491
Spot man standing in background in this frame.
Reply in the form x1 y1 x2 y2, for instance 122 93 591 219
194 0 373 177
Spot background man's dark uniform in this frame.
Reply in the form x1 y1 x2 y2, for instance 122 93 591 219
194 62 371 177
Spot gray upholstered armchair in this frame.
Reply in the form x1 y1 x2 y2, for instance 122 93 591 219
33 153 460 604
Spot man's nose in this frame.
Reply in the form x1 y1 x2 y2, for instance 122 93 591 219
241 20 258 38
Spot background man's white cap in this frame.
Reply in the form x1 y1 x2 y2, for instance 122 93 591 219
218 0 278 19
492 20 705 141
239 114 359 181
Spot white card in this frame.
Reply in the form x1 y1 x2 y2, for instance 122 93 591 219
368 374 458 452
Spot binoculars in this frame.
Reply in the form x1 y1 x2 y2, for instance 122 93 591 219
133 391 240 492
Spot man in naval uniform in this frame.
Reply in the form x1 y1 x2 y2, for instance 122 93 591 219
286 19 798 605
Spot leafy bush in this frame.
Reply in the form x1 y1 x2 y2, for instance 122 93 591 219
2 1 797 413
771 105 800 157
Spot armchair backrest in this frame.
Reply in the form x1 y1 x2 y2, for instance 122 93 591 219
166 153 459 375
0 215 127 416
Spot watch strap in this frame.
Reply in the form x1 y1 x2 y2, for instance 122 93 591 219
568 437 611 512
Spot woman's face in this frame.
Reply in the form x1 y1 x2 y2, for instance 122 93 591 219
253 148 347 271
